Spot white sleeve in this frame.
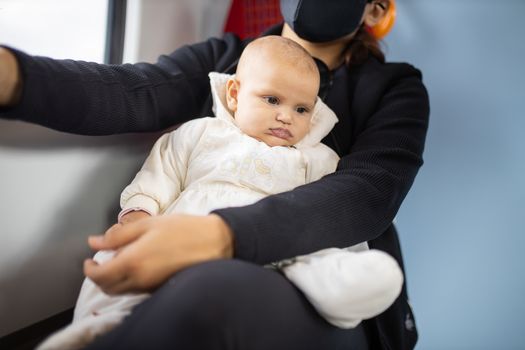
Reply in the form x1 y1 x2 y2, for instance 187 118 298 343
120 118 209 215
302 144 340 183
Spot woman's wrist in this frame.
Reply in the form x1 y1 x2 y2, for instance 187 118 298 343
208 214 234 259
0 47 22 106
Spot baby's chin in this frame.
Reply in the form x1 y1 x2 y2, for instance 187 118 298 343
260 136 296 148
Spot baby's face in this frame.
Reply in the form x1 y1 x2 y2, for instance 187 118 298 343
227 60 318 147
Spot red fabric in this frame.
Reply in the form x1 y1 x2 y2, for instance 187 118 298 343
224 0 283 39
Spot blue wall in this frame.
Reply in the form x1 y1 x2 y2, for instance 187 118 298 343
386 1 525 349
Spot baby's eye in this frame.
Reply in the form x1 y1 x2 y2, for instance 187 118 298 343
263 96 279 105
296 106 309 114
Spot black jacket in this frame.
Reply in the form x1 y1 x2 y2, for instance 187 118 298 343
1 25 429 350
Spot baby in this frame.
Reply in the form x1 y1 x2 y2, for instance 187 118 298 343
38 36 403 350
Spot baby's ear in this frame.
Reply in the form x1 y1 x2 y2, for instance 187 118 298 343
226 78 239 112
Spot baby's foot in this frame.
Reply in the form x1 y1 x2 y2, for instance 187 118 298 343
283 249 404 328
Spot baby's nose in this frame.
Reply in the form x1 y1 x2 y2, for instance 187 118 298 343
276 110 292 124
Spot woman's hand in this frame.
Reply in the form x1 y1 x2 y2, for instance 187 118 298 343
0 48 22 106
84 214 234 295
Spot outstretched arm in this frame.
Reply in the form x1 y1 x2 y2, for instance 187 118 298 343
0 34 244 135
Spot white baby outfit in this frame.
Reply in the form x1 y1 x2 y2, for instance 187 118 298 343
37 73 403 350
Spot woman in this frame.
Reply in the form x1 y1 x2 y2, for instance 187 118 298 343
0 0 429 349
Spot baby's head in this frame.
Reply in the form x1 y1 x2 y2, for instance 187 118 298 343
226 36 320 147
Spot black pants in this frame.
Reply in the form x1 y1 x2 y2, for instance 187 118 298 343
84 259 369 350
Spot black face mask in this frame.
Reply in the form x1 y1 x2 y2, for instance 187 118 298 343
280 0 369 42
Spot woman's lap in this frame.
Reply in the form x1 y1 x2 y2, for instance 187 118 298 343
84 259 369 350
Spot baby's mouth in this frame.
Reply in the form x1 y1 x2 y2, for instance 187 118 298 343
269 128 292 140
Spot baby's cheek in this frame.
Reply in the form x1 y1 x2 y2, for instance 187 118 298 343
297 123 311 140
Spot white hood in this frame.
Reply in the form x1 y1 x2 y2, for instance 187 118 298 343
208 72 338 148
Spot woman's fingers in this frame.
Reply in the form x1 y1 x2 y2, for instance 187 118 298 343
89 219 150 251
84 214 234 294
84 238 162 294
84 256 134 295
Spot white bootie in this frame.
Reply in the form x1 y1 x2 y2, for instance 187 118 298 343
282 248 404 328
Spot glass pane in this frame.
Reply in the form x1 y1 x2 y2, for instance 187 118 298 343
0 0 108 62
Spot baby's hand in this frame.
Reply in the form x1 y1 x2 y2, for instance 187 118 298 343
119 210 151 225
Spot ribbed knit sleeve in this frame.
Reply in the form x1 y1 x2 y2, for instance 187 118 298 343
214 62 430 265
0 34 243 135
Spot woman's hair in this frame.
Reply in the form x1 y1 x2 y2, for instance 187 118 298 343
344 25 385 66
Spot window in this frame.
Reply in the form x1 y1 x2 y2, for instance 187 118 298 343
0 0 108 61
